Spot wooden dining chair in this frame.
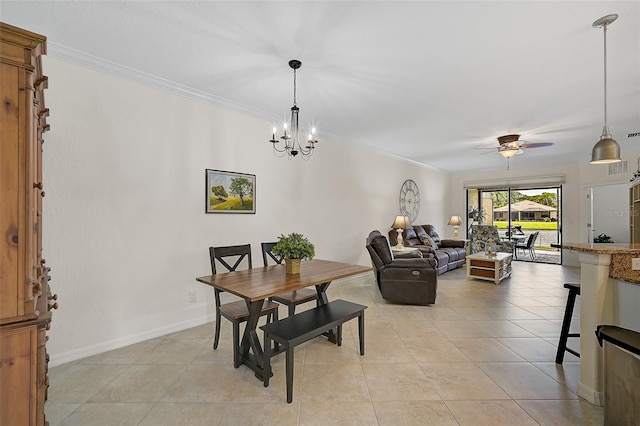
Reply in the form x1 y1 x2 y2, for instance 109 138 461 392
261 242 318 316
209 244 279 367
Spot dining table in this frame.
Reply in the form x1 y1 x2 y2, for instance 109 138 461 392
196 259 371 380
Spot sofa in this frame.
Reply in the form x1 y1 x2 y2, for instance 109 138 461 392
388 224 467 275
366 230 438 305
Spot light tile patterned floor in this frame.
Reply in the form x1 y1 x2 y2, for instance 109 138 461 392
46 262 604 425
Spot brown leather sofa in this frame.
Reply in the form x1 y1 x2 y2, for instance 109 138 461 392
366 230 438 305
389 224 466 275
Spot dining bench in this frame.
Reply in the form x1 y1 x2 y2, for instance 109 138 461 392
261 299 367 403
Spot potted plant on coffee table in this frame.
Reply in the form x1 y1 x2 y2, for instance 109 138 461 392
271 232 315 274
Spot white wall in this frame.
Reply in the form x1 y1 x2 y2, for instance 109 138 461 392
42 57 449 365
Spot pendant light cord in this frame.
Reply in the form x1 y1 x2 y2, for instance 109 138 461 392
603 23 608 129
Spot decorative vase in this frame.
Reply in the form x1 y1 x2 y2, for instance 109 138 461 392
285 258 301 274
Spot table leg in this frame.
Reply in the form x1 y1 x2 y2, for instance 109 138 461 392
239 299 268 379
315 282 331 305
315 282 339 344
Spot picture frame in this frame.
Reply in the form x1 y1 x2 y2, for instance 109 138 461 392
205 169 256 214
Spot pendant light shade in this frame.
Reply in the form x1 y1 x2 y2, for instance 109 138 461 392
590 14 621 164
591 132 621 164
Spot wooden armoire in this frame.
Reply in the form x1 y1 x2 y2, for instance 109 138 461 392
0 22 55 425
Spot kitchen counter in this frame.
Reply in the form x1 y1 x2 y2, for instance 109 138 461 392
563 243 640 284
563 243 640 406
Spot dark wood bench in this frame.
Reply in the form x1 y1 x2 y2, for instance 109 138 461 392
260 299 367 403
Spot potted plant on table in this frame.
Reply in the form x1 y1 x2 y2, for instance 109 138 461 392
271 232 315 274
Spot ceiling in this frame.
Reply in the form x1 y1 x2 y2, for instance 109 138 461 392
2 1 639 173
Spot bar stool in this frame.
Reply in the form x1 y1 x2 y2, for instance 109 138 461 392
555 283 580 364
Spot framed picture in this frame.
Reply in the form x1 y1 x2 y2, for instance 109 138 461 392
205 169 256 214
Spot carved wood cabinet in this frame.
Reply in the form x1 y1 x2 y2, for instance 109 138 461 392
0 22 54 425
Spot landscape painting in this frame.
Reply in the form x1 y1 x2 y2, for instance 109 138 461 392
205 169 255 214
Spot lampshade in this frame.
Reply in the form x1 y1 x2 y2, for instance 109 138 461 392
391 215 410 229
447 215 461 226
499 148 519 158
590 133 621 164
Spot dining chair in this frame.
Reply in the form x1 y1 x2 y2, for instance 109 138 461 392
261 242 318 316
209 244 279 367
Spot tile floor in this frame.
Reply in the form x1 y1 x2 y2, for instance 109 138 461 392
46 261 604 425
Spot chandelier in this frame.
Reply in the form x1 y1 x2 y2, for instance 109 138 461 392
269 60 318 160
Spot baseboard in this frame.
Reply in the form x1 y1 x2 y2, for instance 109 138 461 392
577 380 604 406
49 307 216 367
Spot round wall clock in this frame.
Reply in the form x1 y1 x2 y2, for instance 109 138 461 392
399 179 420 223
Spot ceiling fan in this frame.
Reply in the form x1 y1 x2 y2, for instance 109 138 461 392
476 134 554 169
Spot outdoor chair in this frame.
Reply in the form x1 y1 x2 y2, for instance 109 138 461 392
514 231 539 260
209 244 279 367
261 242 318 316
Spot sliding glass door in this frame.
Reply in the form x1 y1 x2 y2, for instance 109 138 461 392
467 186 562 264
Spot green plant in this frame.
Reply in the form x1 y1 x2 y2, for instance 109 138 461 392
467 206 486 224
272 232 315 260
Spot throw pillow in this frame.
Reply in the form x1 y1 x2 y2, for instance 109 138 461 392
420 234 439 250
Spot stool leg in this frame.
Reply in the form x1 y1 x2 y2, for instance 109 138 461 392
555 290 578 364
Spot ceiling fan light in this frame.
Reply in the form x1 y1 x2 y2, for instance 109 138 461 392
499 148 519 158
590 135 621 164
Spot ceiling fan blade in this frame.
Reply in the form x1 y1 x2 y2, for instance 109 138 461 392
520 142 554 148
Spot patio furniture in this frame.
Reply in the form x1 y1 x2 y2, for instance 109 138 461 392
514 231 539 259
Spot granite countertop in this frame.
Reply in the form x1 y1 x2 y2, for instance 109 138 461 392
564 243 640 284
563 243 640 254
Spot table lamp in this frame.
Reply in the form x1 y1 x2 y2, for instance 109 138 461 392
391 215 410 249
448 215 461 239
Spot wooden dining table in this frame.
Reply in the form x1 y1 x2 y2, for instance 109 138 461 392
196 259 371 380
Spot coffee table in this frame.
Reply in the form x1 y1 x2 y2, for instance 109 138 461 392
467 252 513 284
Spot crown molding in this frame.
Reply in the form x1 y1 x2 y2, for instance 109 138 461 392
47 41 273 121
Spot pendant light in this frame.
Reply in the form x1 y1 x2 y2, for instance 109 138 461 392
590 14 621 164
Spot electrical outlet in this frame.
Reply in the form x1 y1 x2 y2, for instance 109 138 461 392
188 291 197 303
632 258 640 271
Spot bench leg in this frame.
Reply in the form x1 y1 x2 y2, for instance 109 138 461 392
337 325 343 346
358 312 365 356
263 333 272 387
286 345 294 403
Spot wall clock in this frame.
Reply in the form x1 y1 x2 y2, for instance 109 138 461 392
399 179 420 223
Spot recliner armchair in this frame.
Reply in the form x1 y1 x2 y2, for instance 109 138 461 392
366 230 438 305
